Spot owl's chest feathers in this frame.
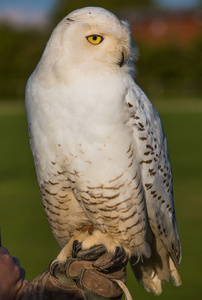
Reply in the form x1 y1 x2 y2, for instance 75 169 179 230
48 101 133 180
32 76 137 185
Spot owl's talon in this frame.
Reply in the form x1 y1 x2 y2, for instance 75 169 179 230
76 244 107 261
93 246 127 271
49 259 59 278
110 246 124 263
72 240 82 258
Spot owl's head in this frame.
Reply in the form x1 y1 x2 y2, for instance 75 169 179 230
37 7 136 83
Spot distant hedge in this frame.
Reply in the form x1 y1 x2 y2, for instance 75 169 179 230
0 27 48 100
135 38 202 99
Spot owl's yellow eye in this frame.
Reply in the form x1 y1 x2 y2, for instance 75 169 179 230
87 35 103 45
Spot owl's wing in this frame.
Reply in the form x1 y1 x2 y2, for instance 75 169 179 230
125 83 181 267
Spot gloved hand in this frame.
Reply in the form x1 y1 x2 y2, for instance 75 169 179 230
51 244 128 300
16 244 129 300
0 247 28 300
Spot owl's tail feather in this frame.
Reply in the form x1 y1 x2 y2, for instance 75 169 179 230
130 236 181 295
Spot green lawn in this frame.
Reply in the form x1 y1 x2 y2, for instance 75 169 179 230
0 100 201 299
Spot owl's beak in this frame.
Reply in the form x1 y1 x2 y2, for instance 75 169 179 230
118 52 125 67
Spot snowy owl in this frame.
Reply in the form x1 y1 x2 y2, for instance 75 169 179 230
25 6 181 295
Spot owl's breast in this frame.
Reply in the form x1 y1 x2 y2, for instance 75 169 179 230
27 72 140 194
27 76 148 254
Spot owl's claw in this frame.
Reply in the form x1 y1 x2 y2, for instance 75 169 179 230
76 244 106 260
110 246 124 263
72 240 107 260
49 260 57 278
72 240 82 258
49 259 62 279
93 246 127 271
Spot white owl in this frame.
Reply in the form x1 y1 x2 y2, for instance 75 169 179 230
25 7 181 295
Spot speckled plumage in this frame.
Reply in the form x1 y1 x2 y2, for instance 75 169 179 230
25 7 181 295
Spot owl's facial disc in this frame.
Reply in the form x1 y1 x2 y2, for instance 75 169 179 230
86 33 126 67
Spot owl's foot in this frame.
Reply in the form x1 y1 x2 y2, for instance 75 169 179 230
72 241 126 270
55 231 91 264
93 246 127 271
72 240 82 258
71 230 127 269
49 243 107 279
79 229 122 254
50 238 125 280
55 228 127 267
50 229 131 299
72 240 107 260
49 241 130 300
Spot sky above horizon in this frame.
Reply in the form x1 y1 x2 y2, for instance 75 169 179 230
0 0 200 24
0 0 55 16
0 0 200 12
155 0 200 9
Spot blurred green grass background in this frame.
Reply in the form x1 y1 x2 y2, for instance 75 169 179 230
0 99 201 299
